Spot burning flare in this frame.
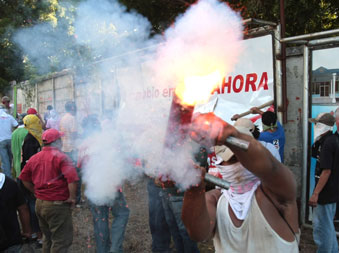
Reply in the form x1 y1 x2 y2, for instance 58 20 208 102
175 70 222 106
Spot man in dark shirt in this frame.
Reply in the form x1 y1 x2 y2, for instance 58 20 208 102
20 114 43 245
0 172 31 252
308 112 339 252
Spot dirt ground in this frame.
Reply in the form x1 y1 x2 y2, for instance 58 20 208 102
25 176 321 252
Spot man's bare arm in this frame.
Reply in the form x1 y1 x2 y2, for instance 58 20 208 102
17 204 32 238
65 182 77 206
22 180 35 194
309 169 331 207
182 183 221 242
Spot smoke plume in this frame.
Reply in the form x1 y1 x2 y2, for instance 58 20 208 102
13 0 243 205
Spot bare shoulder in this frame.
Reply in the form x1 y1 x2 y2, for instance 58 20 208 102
255 185 299 241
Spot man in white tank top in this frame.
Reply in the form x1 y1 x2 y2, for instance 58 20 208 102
182 113 299 252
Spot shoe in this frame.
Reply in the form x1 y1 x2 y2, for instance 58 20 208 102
35 240 43 249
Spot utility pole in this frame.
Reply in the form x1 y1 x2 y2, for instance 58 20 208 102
280 0 287 123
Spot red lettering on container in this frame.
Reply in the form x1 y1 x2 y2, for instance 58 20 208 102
257 72 268 90
222 76 232 94
245 73 257 92
233 75 244 93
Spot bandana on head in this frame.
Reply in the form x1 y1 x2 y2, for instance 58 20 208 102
314 122 332 142
24 114 43 146
262 122 277 131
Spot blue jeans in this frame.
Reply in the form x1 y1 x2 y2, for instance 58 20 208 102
147 179 172 253
89 191 130 253
0 139 12 178
160 189 200 253
313 203 338 253
2 244 22 253
27 197 40 234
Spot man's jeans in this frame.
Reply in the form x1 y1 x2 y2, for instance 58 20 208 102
89 191 130 253
160 189 200 253
0 139 12 178
2 244 21 253
313 203 338 253
147 179 172 253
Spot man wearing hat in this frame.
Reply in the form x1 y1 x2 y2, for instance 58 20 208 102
19 128 79 253
308 112 338 253
1 96 12 115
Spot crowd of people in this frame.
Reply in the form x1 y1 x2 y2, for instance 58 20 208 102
0 97 131 253
1 93 339 253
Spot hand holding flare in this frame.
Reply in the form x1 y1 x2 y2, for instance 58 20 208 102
190 113 249 150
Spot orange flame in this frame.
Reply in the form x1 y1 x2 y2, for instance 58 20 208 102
175 70 222 106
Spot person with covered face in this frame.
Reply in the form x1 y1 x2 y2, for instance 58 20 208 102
308 112 338 253
182 113 299 253
249 107 285 162
20 114 43 245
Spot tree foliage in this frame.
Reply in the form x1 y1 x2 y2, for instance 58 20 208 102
120 0 339 36
0 0 89 92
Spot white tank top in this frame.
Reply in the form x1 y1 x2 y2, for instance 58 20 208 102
213 194 299 253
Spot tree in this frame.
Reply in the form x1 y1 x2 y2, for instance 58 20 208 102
119 0 339 36
0 0 89 93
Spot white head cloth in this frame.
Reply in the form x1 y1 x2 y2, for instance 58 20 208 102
217 162 260 220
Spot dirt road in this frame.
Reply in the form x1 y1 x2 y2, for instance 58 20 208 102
25 177 318 252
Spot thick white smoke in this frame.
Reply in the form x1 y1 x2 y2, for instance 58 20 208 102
74 0 151 59
13 0 243 205
154 0 243 90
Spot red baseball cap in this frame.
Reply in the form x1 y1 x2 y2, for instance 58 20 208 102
27 108 38 115
42 129 64 144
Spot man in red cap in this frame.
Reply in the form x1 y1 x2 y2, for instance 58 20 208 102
19 128 79 253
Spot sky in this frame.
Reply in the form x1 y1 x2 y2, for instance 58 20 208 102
312 47 339 70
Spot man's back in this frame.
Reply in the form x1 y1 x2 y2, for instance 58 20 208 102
19 146 78 201
0 111 18 141
59 113 77 153
259 121 285 161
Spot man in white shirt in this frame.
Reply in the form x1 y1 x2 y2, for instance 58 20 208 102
0 105 18 178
